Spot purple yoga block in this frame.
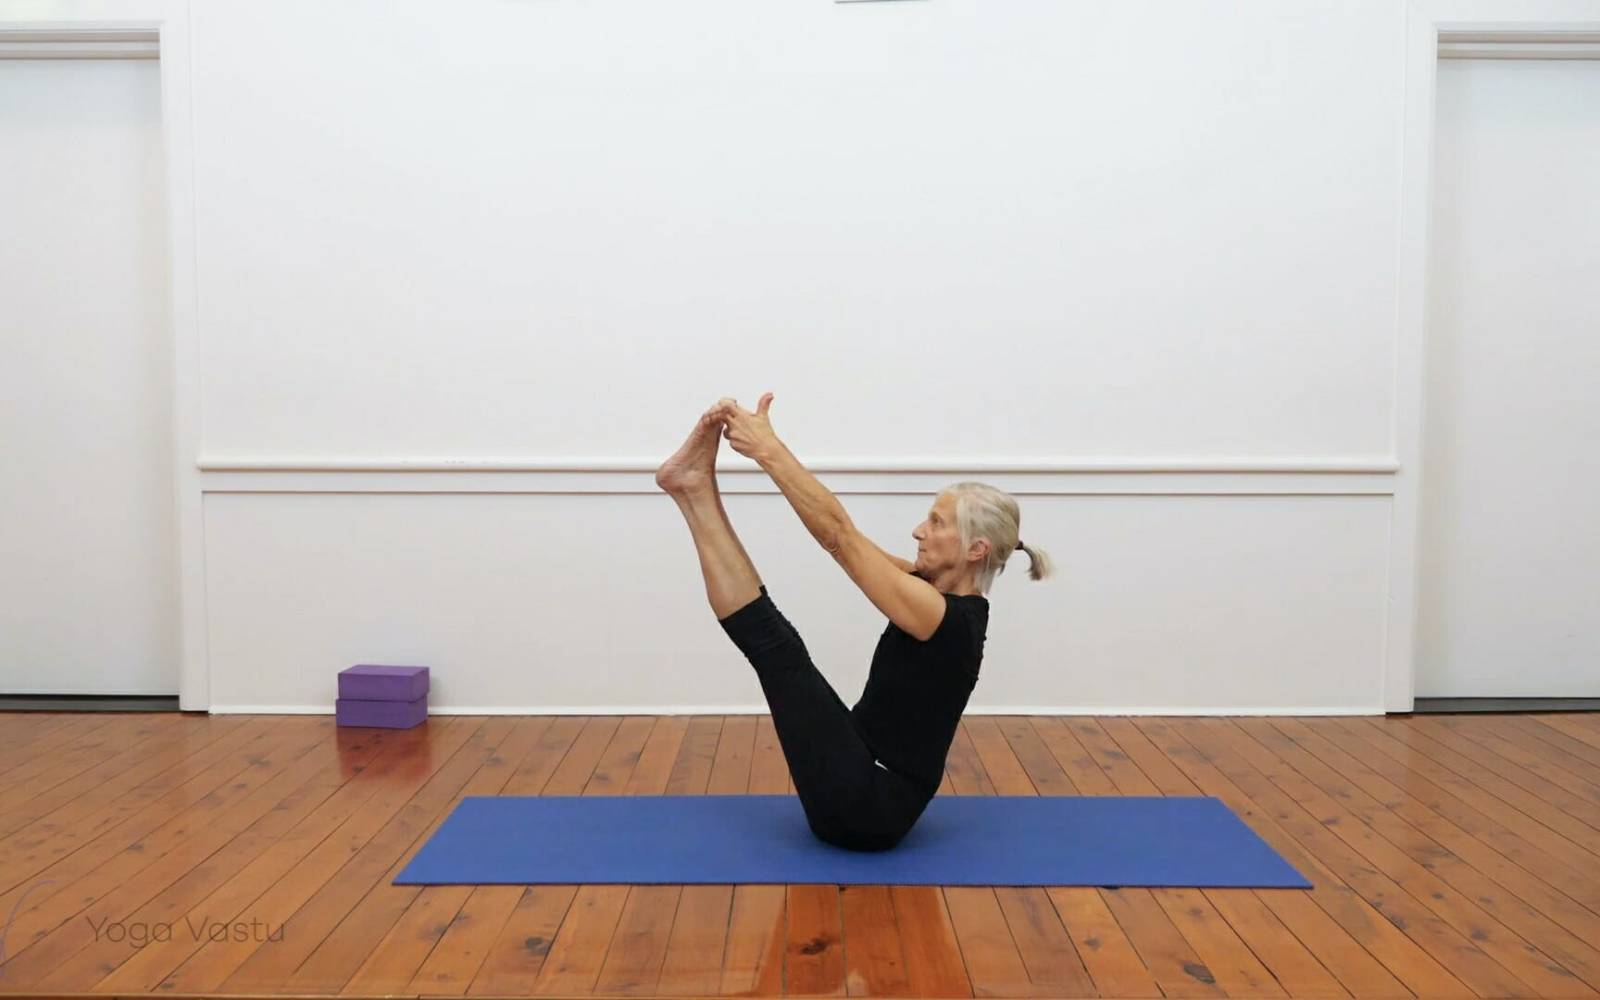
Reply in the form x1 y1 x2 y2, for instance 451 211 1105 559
339 664 429 702
336 695 427 729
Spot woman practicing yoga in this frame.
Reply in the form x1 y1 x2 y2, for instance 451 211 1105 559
656 394 1053 851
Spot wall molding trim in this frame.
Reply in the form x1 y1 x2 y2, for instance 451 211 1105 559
211 704 1387 717
196 455 1400 496
1438 29 1600 59
0 26 159 59
198 454 1400 474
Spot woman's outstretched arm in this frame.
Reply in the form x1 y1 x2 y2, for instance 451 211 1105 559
755 439 852 553
717 393 914 571
872 541 917 574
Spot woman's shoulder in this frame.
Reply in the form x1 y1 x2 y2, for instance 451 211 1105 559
941 592 989 632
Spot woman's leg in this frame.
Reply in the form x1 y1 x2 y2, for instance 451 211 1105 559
657 409 882 843
716 585 882 842
656 408 763 619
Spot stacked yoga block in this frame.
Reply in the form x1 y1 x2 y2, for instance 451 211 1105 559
336 665 429 728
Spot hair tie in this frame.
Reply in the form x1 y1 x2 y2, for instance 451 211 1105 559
1015 540 1025 551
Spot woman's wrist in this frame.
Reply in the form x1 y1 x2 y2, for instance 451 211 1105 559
753 436 791 470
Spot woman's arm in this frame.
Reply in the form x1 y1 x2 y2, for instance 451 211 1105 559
718 394 913 572
872 541 917 574
755 439 851 553
754 436 944 639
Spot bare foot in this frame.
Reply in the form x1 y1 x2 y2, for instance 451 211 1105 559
655 407 723 493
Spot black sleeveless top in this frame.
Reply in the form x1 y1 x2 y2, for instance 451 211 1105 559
850 589 989 799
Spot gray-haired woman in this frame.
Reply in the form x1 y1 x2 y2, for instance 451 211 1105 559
656 394 1052 851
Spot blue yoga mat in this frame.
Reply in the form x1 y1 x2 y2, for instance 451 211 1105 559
394 795 1311 888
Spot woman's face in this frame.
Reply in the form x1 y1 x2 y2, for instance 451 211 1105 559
913 493 968 578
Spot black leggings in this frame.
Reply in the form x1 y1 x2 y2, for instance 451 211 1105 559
718 585 932 852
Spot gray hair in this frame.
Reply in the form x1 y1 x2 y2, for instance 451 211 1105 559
941 481 1054 595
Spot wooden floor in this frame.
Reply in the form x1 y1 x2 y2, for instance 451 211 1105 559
2 712 1599 999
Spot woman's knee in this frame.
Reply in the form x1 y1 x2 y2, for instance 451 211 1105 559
719 592 811 663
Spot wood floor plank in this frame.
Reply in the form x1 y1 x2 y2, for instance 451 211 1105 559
470 713 697 992
1272 717 1600 989
628 716 692 795
0 714 184 821
785 883 845 996
413 717 561 997
590 885 683 996
660 714 769 997
708 714 758 796
345 882 478 995
941 885 1054 998
377 716 572 992
891 885 973 998
500 716 593 796
531 884 631 995
656 717 744 997
1510 715 1600 774
1200 889 1349 999
1374 716 1600 851
718 883 785 997
1098 717 1334 999
969 716 1120 998
1176 718 1538 998
1044 885 1164 999
403 719 572 996
655 883 736 997
1323 716 1600 915
0 714 249 885
5 710 1598 999
292 718 532 994
1229 716 1597 996
524 717 645 996
1133 718 1465 998
1059 717 1228 998
1098 887 1228 998
57 723 398 993
461 719 588 996
408 883 527 996
1019 720 1169 997
593 717 702 997
952 717 1099 998
992 879 1106 996
1335 716 1600 912
665 715 723 796
1432 714 1600 799
174 716 484 992
1020 718 1167 998
465 885 580 996
0 713 275 902
1530 714 1600 754
0 716 330 986
0 714 123 779
840 884 913 995
637 714 740 998
0 712 74 752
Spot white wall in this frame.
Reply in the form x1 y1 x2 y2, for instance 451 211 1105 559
181 0 1403 713
1416 57 1600 696
14 0 1589 713
194 0 1401 460
0 59 177 695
